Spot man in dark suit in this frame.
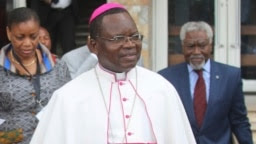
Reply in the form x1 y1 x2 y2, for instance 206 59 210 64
30 0 79 55
158 21 253 144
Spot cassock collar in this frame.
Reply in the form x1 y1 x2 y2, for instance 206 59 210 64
96 63 136 82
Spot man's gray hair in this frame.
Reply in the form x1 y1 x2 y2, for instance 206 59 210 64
180 21 213 44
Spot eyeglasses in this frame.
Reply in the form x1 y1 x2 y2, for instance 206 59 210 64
183 39 210 50
96 34 143 44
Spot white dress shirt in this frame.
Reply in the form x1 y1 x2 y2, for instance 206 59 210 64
51 0 71 9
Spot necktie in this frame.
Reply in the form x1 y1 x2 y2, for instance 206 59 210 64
194 70 207 128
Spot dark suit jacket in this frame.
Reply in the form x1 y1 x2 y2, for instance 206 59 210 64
30 0 79 26
158 60 252 144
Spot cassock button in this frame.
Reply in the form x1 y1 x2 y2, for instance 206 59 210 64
127 132 133 136
119 81 124 86
122 98 128 101
125 115 130 119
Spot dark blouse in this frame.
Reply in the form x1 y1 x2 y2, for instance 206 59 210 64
0 44 71 143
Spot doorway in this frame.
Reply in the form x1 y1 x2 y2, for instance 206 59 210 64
75 0 106 47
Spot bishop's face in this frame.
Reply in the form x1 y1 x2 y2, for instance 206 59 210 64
94 12 142 73
182 30 212 70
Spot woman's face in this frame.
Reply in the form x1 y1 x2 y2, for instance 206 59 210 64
7 19 40 59
39 28 51 50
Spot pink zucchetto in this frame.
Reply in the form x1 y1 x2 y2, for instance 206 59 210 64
89 3 126 24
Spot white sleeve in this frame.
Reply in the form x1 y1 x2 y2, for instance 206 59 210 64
35 107 45 120
0 118 5 125
30 91 65 144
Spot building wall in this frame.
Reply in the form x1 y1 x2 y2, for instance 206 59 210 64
108 0 152 68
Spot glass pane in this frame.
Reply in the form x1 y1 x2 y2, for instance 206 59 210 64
241 0 256 79
168 0 214 65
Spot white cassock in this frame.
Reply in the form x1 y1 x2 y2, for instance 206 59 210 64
30 64 196 144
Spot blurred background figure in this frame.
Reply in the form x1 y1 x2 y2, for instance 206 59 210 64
0 7 71 143
61 45 98 78
29 0 79 56
38 27 51 51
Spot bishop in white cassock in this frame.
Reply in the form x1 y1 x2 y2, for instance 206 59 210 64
30 64 195 144
30 2 196 144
